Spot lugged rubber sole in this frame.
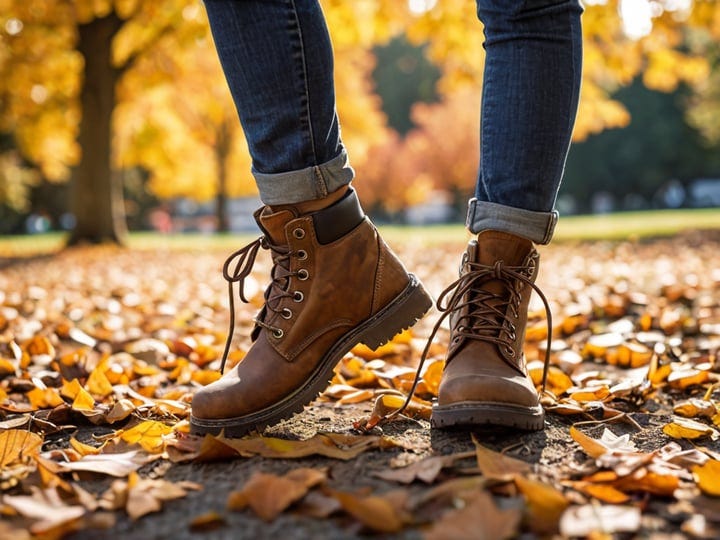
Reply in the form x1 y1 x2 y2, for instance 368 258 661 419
190 274 433 438
431 401 545 431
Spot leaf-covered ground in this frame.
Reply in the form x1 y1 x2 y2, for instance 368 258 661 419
2 230 720 539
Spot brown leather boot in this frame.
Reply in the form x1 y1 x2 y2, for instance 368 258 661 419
431 230 550 431
190 188 432 437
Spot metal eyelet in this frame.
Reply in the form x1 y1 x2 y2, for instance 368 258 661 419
281 308 293 319
293 291 304 302
297 269 309 281
272 328 284 339
297 249 308 260
293 228 305 239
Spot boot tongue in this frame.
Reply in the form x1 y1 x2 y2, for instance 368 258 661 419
474 230 533 267
257 207 298 245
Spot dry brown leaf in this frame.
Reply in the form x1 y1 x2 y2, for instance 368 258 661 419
514 475 569 535
189 511 226 531
125 472 199 520
373 451 475 484
330 489 406 533
472 436 530 480
424 489 521 540
2 487 85 535
217 432 387 460
227 468 327 521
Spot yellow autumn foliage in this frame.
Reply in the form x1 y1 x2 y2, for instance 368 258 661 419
1 0 719 210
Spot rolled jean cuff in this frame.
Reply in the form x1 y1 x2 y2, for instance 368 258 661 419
466 199 558 245
252 149 355 205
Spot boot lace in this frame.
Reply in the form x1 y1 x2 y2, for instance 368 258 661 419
218 236 302 373
378 257 553 426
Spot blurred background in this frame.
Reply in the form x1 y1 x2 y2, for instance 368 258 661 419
0 0 719 244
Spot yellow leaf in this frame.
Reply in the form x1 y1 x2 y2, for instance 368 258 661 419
0 357 17 377
674 399 717 419
191 369 221 386
72 387 96 412
569 385 611 402
0 429 43 467
86 366 113 397
693 460 720 497
514 475 568 535
26 387 64 409
663 418 716 440
120 420 174 453
668 369 710 390
573 482 631 504
570 426 609 458
69 437 101 456
22 336 55 357
61 378 83 400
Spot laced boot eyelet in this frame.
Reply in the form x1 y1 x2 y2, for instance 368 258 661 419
281 308 293 319
297 269 309 281
293 291 304 302
293 228 305 239
297 249 308 260
272 328 284 339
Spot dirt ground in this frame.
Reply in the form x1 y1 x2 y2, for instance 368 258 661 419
3 231 720 539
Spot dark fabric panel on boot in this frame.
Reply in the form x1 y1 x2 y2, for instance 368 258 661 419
312 189 364 245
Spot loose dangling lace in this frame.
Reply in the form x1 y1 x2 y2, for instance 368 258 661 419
218 235 298 374
380 258 553 425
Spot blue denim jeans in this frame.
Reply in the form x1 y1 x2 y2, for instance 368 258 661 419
204 0 583 244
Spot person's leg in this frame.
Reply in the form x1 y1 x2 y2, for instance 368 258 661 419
204 0 351 205
192 0 432 437
432 0 583 430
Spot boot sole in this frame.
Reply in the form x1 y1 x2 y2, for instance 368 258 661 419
431 401 545 431
190 274 433 437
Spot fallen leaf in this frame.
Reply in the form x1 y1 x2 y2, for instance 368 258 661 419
330 489 406 533
120 420 174 453
560 504 641 536
0 429 43 467
217 432 388 460
472 436 530 480
663 418 717 440
55 450 153 477
227 468 327 521
514 475 569 535
693 460 720 497
570 426 610 458
189 511 226 531
2 487 85 535
373 451 475 484
424 489 521 540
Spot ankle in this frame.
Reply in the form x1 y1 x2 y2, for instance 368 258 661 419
270 185 350 215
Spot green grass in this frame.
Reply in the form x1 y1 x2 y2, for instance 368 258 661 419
1 208 719 257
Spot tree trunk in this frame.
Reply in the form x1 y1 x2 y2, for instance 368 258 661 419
215 120 231 233
67 13 127 246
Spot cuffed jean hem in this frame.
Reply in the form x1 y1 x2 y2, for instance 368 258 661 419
466 199 558 245
252 149 355 205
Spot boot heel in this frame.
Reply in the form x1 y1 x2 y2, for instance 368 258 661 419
360 274 433 350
